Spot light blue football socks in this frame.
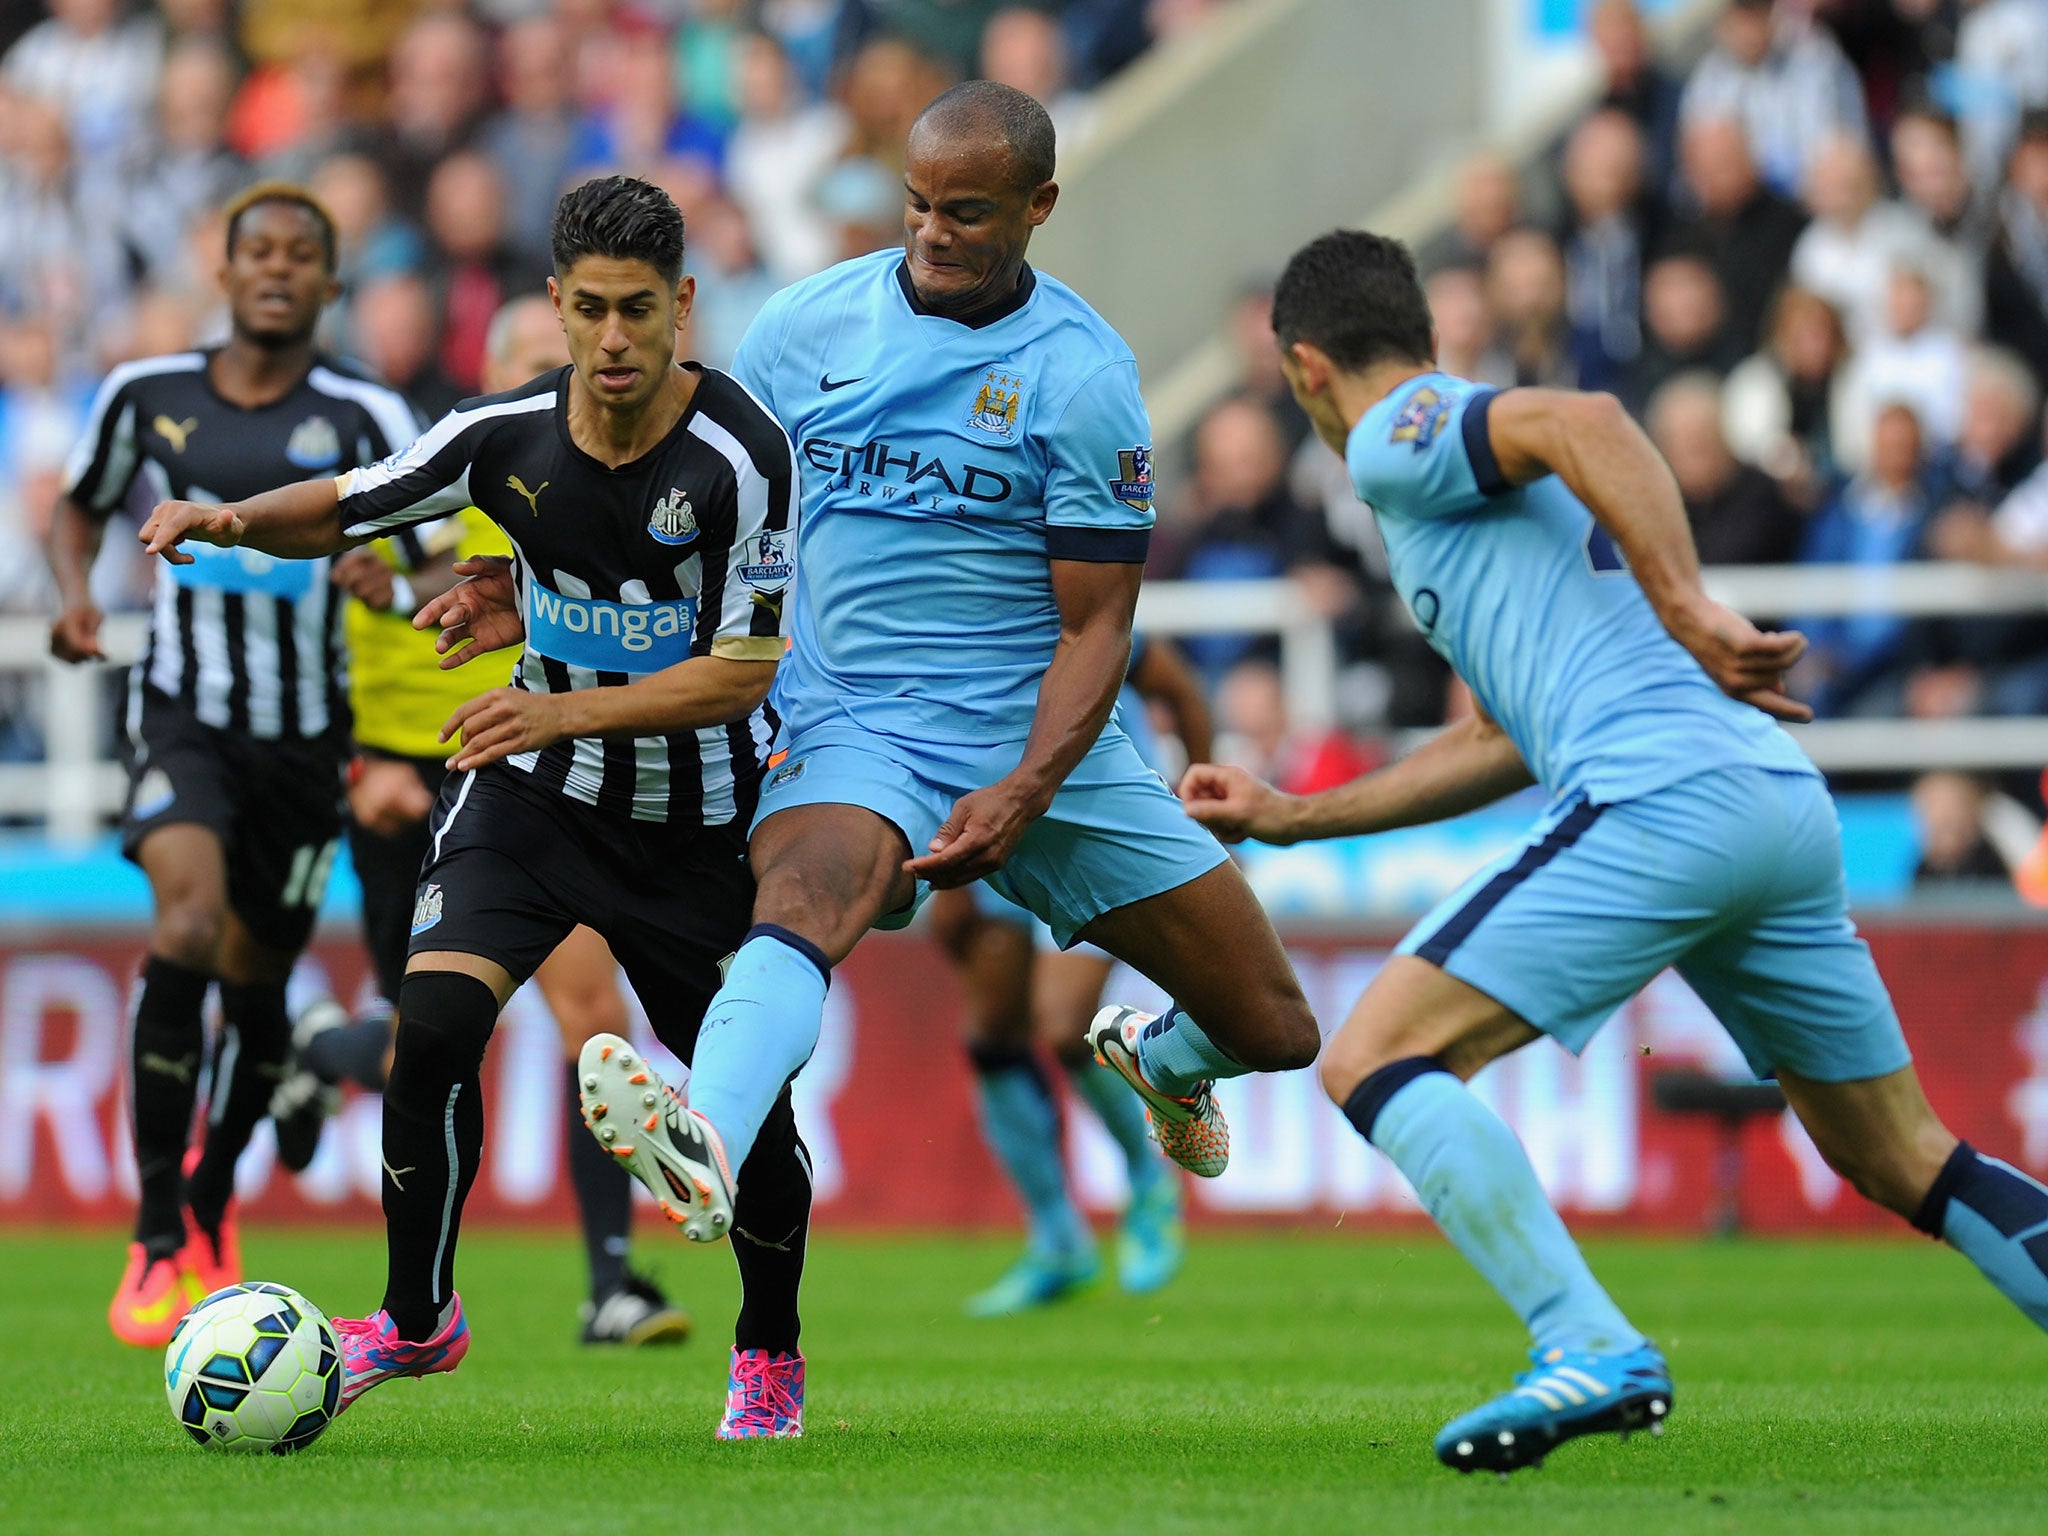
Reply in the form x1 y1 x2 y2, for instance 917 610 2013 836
1913 1141 2048 1330
1066 1057 1169 1196
1135 1007 1248 1099
970 1044 1092 1258
687 926 828 1171
1344 1057 1647 1357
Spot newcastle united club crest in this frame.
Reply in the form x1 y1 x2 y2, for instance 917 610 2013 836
648 487 699 546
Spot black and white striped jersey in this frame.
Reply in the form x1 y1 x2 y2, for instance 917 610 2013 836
63 349 420 741
334 364 798 827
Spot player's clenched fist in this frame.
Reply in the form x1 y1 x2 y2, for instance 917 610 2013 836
1179 762 1300 846
440 685 568 771
1664 591 1812 724
49 600 105 663
415 555 524 670
138 499 246 564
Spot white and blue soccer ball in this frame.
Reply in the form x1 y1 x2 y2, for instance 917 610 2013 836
164 1282 342 1454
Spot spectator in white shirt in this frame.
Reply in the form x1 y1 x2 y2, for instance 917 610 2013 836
1790 133 1940 341
1838 261 1970 472
1891 104 1989 336
1945 0 2048 186
725 29 846 283
1 0 161 181
1680 0 1866 199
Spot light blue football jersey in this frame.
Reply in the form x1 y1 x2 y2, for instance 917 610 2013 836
731 250 1155 746
1348 373 1814 804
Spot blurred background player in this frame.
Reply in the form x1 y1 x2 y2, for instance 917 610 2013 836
930 634 1210 1315
45 184 417 1347
276 293 691 1347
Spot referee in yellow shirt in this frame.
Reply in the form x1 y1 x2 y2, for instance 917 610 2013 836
286 296 692 1347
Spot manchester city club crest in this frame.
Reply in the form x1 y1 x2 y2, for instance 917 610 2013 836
284 414 342 469
966 368 1024 441
648 487 699 546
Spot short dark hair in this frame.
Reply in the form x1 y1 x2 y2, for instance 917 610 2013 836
1271 230 1435 372
912 79 1056 190
550 175 687 286
223 182 338 273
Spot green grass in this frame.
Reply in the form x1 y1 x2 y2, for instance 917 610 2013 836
0 1229 2041 1534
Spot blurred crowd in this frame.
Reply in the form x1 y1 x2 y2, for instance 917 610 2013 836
1 0 2042 892
1139 0 2048 893
0 0 1224 640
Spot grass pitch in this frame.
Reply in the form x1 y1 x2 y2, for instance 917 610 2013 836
0 1228 2040 1535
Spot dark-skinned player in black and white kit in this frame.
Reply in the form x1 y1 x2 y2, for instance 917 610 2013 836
138 176 810 1439
47 183 419 1350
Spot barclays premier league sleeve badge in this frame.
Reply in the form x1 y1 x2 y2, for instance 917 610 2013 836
1109 446 1153 511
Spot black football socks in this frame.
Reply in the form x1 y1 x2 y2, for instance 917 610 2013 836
130 956 212 1253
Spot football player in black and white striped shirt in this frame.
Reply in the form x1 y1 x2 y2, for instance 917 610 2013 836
46 183 419 1348
138 176 810 1435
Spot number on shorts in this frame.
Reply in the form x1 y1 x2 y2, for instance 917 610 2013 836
281 840 340 909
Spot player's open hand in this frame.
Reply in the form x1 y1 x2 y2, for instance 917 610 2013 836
48 600 105 664
139 500 244 564
906 779 1045 887
415 556 523 669
1667 594 1812 724
330 547 396 609
1179 762 1299 845
440 686 567 771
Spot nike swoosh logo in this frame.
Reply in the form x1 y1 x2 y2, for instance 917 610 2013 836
818 375 865 392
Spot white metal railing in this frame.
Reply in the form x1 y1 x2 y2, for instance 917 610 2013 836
5 564 2048 843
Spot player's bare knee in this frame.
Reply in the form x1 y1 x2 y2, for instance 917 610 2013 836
1236 993 1321 1074
152 902 224 971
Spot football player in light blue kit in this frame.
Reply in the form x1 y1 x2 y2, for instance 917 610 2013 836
1184 230 2048 1475
569 81 1323 1388
934 633 1212 1317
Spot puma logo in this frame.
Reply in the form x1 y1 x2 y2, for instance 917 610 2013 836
382 1159 416 1191
749 590 784 619
733 1224 796 1253
506 474 548 514
139 1051 196 1085
153 415 198 453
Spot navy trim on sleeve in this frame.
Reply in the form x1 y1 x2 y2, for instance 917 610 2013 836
1047 525 1150 563
1459 387 1510 496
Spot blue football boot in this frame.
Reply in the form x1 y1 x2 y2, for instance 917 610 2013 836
963 1244 1100 1318
1435 1342 1673 1474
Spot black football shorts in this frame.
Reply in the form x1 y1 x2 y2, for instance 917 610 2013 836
406 763 755 1063
121 687 348 954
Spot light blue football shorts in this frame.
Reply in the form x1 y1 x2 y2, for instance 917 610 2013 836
971 878 1110 960
751 717 1227 949
1397 763 1909 1083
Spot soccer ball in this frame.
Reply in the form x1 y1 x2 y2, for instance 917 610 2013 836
163 1282 342 1454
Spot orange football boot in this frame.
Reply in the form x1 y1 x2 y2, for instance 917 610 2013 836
109 1243 201 1348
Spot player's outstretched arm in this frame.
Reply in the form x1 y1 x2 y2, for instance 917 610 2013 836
1182 711 1533 845
138 477 351 564
1482 388 1812 724
439 656 777 772
908 558 1139 888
